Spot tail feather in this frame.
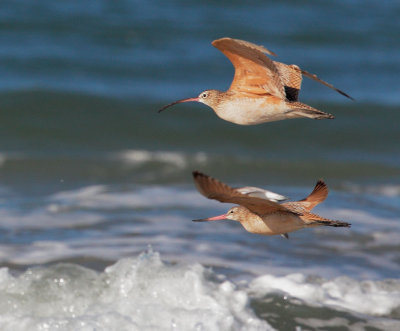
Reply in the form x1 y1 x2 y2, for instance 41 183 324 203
286 101 335 120
303 213 351 228
314 219 351 228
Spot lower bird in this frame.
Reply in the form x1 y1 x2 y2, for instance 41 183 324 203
192 171 350 238
159 37 352 125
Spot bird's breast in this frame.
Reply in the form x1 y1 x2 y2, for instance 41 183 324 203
215 96 289 125
241 212 305 235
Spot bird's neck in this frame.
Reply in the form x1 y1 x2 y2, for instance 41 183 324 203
206 90 226 109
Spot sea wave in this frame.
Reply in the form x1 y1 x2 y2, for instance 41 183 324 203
250 273 400 317
0 249 273 331
1 249 399 331
116 149 208 168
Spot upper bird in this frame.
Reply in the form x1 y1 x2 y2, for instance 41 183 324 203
159 37 352 125
192 171 350 238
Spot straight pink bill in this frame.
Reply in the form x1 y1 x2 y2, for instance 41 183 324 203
192 214 227 222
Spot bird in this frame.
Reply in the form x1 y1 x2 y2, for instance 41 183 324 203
159 37 353 125
191 171 350 238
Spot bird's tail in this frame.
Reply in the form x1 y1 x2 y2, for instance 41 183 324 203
304 213 351 228
286 101 334 120
314 219 351 227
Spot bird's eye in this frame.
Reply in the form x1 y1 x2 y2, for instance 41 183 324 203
202 93 207 98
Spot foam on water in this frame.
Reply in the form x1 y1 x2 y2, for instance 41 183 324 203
50 184 211 211
1 249 400 331
116 149 208 170
249 273 400 317
0 249 273 331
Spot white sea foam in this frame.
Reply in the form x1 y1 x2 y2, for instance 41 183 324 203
249 273 400 316
345 182 400 198
116 149 208 169
49 185 215 210
0 208 103 229
1 249 399 331
0 249 273 331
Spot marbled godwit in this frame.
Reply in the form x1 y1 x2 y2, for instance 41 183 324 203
192 171 350 238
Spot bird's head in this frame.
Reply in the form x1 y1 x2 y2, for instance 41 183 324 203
196 89 222 109
192 206 247 223
225 206 248 221
158 89 222 113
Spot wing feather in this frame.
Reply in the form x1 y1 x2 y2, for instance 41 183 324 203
301 69 354 100
282 179 329 214
212 38 285 99
192 171 297 215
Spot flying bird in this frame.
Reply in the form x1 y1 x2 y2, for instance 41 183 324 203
192 171 350 238
159 37 353 125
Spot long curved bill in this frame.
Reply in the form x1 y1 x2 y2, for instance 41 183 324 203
192 214 227 222
158 97 199 113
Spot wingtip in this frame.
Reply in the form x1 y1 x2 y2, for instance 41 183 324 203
338 89 355 101
300 69 354 101
192 170 203 178
315 179 328 196
315 178 328 191
211 37 230 48
211 38 224 46
212 37 277 56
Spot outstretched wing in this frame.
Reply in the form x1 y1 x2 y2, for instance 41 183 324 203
274 63 353 101
212 38 285 99
301 69 354 100
282 179 329 214
192 171 297 215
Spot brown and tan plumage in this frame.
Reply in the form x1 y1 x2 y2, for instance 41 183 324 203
159 37 353 125
192 171 350 238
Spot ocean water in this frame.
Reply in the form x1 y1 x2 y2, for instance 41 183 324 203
0 0 399 330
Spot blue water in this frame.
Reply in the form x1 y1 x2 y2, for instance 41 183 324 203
0 1 399 330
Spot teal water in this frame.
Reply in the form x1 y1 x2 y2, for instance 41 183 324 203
0 1 399 330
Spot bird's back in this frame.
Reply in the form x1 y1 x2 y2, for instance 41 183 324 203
273 62 303 101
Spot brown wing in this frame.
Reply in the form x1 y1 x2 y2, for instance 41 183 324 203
212 38 286 99
282 179 328 213
274 63 353 101
301 69 354 100
192 171 298 215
